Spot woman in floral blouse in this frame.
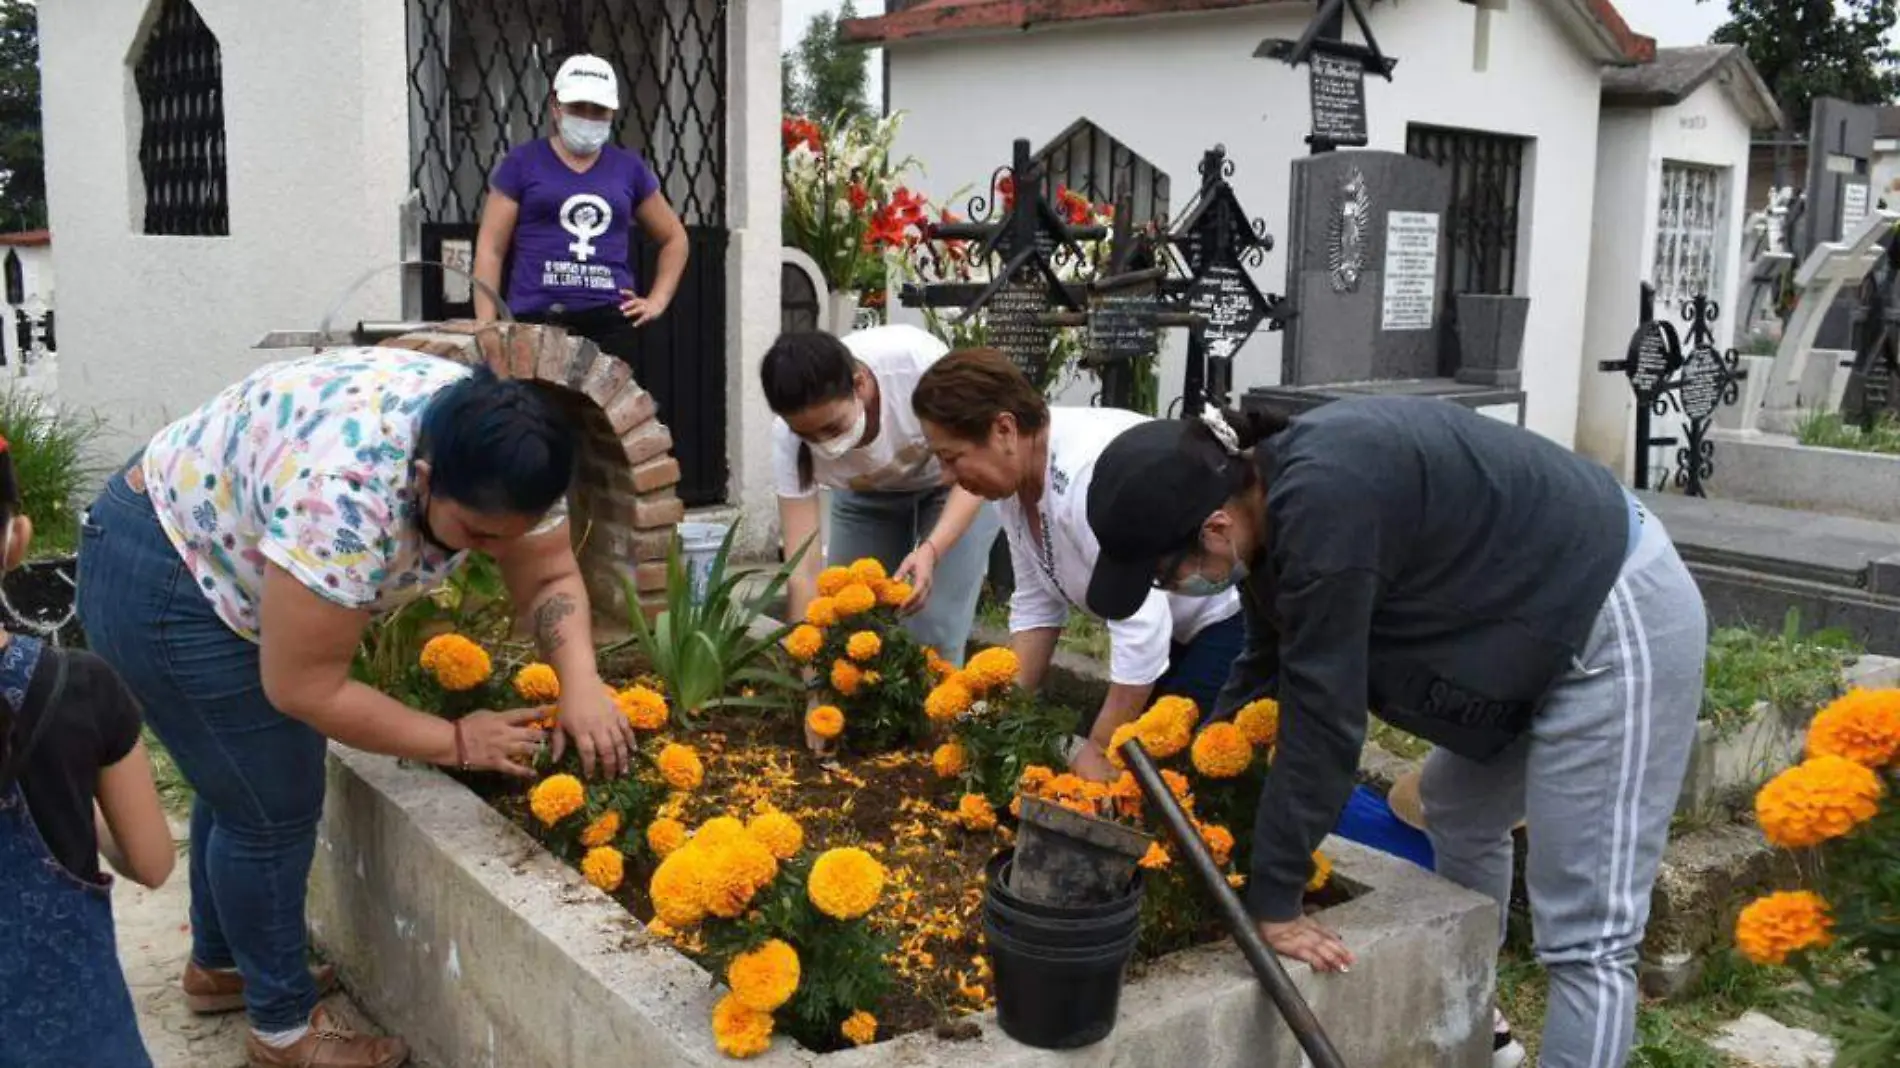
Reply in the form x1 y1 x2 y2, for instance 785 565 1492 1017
75 348 627 1068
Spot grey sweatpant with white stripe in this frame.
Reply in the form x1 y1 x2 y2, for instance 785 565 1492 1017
1421 508 1705 1068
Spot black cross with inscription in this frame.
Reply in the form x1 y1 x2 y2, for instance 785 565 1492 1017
1668 295 1748 497
1255 0 1397 154
1596 283 1683 492
1171 146 1286 413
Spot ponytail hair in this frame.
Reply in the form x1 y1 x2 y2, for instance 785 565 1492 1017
1186 405 1289 494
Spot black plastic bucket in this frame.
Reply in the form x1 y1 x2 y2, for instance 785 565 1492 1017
984 894 1140 949
985 851 1142 921
985 913 1140 1050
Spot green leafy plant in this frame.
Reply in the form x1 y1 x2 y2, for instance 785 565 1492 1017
610 522 804 726
1796 409 1900 454
945 685 1073 808
353 553 514 707
0 388 100 556
1702 610 1860 737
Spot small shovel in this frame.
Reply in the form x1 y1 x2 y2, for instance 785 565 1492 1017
1122 739 1349 1068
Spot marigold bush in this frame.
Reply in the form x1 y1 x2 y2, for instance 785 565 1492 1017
798 559 938 753
529 774 585 827
418 633 492 692
658 744 706 792
513 662 561 703
1734 686 1900 1066
582 846 625 892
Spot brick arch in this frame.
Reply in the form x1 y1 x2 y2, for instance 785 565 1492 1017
382 321 681 620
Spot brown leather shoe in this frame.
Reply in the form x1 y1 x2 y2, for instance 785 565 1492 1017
183 960 340 1015
245 1006 409 1068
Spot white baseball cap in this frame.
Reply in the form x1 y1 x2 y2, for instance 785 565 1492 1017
553 54 619 110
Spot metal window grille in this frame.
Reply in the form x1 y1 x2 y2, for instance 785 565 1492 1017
1405 123 1526 296
134 0 228 236
1653 162 1726 310
1033 119 1172 226
781 262 820 335
405 0 726 228
406 0 731 505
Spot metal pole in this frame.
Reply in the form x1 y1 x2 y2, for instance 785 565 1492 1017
1122 741 1349 1068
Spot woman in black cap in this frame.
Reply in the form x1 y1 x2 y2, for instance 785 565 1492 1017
1084 397 1706 1068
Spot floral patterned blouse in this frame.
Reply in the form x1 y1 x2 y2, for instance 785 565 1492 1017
143 347 547 641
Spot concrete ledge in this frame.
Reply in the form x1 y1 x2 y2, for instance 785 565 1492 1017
1706 429 1900 523
310 745 1497 1067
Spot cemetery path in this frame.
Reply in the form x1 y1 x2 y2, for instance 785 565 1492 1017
115 820 417 1068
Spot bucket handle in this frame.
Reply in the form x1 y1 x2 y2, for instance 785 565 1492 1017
316 260 514 350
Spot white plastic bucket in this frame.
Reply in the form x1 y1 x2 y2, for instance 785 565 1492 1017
677 522 730 605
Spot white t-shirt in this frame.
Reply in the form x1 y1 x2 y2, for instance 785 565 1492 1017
1001 407 1241 687
772 325 950 498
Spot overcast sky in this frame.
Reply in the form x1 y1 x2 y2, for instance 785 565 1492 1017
779 0 1733 51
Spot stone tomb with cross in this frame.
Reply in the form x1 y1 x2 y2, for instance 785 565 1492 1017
1753 209 1898 434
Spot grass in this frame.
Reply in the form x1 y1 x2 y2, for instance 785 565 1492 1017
1497 942 1808 1067
1702 612 1859 738
144 728 194 816
0 388 104 558
974 596 1111 662
1795 410 1900 455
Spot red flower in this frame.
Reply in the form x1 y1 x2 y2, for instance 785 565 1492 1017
891 186 929 229
865 204 910 250
998 174 1016 211
1058 186 1091 226
782 115 823 155
848 182 870 211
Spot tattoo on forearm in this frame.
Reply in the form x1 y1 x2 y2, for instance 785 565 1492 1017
533 593 577 655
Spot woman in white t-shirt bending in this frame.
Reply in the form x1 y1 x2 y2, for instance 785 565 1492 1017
911 347 1244 781
763 326 1001 665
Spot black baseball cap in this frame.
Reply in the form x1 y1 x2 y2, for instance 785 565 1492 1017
1085 419 1240 621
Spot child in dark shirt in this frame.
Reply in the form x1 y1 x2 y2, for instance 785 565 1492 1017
0 435 174 1068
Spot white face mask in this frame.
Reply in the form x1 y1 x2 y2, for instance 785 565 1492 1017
558 114 612 156
811 405 867 461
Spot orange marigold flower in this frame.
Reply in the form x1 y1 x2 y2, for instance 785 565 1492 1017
830 659 864 696
847 558 888 585
840 1010 878 1046
1109 772 1144 818
418 633 492 691
931 742 968 779
701 836 780 919
512 662 560 703
746 811 805 860
646 817 687 858
808 847 885 919
657 744 705 791
956 794 998 832
879 580 914 607
711 992 774 1058
1807 688 1900 768
580 810 622 848
963 647 1020 691
1106 722 1140 769
1191 722 1254 779
924 647 956 680
816 566 854 597
1018 765 1055 794
806 704 845 740
1160 768 1194 806
616 685 669 731
1235 699 1281 747
1139 841 1170 869
695 816 748 847
1735 890 1834 966
1149 695 1201 735
834 582 878 617
924 678 973 722
1755 755 1884 848
1200 823 1236 867
805 597 839 627
650 847 709 928
783 624 824 662
1135 706 1193 760
727 938 801 1012
1306 851 1334 892
581 846 625 892
528 774 585 827
1046 772 1086 798
846 631 882 662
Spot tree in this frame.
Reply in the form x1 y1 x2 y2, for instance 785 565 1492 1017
1702 0 1900 132
0 0 42 232
781 0 869 121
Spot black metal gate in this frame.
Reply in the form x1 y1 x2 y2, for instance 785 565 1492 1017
405 0 729 506
1405 123 1526 378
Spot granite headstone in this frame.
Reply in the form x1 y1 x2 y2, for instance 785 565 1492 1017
1282 150 1453 386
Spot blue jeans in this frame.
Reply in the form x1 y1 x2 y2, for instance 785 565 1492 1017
76 463 325 1033
827 485 1000 667
1155 612 1247 716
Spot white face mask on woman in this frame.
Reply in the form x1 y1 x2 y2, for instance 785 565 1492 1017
559 114 612 156
810 404 868 461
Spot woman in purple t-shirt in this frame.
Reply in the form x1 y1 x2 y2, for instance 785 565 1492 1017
473 53 689 373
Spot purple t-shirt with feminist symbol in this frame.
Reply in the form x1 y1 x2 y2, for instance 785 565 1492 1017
491 139 663 315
